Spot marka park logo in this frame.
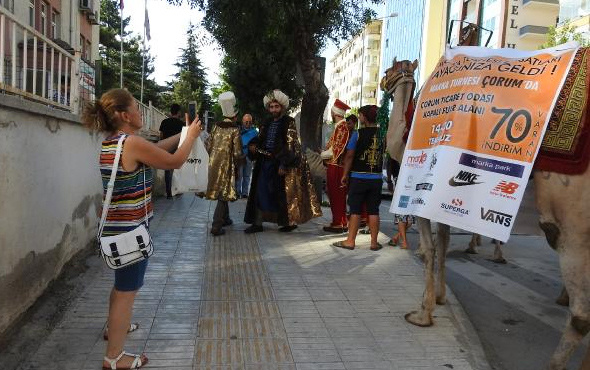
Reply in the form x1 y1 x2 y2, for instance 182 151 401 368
449 170 483 187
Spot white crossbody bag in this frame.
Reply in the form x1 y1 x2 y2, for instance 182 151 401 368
98 135 153 269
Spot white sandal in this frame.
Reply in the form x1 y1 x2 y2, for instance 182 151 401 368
103 351 148 369
103 323 139 340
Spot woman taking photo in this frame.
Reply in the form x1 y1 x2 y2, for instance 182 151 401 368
82 88 202 369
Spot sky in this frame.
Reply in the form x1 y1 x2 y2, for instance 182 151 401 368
124 0 385 89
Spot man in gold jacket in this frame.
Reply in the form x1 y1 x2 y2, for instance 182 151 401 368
205 91 242 236
244 89 322 233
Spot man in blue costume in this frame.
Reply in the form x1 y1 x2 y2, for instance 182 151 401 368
244 89 322 233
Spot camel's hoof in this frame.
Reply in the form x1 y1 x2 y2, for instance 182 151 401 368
488 258 507 264
464 247 477 254
436 297 447 305
555 296 569 307
404 311 434 327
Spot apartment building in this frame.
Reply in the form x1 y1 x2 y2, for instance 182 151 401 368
0 0 100 110
329 20 382 110
379 0 426 94
557 0 590 41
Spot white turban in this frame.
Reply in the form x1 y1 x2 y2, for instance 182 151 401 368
263 89 289 109
218 91 237 118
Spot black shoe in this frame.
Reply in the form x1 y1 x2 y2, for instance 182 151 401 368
279 225 298 232
223 219 233 227
211 228 226 236
323 225 348 233
241 195 248 199
166 195 173 199
245 225 263 234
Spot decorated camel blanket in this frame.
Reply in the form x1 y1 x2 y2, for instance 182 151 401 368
536 47 590 174
390 42 579 242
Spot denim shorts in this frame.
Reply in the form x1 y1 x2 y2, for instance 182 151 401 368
114 258 148 291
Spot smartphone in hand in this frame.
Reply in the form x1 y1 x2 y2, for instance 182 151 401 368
188 101 197 124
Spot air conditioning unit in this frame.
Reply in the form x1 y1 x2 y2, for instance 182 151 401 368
80 0 92 12
87 10 99 25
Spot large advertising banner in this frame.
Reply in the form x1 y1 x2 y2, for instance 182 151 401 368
390 43 579 242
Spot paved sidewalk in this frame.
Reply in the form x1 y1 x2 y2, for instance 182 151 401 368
17 195 491 370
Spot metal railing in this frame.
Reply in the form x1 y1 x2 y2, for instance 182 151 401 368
0 7 82 114
138 99 167 140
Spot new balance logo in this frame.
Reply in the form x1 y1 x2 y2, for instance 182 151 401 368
449 170 482 187
494 181 519 195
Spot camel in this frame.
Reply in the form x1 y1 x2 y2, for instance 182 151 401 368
381 55 590 369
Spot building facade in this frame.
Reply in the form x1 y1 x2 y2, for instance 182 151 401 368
328 20 382 110
0 0 100 111
557 0 590 42
379 0 426 95
445 0 560 52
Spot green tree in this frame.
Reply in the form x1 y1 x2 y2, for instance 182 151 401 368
98 0 162 105
165 0 382 150
539 21 590 49
172 23 211 114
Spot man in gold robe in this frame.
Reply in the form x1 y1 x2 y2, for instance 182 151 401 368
205 91 242 236
244 89 322 233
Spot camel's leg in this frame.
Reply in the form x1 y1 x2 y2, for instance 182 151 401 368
491 240 507 264
436 223 450 305
555 287 570 307
405 217 436 327
465 233 479 254
549 239 590 370
581 344 590 370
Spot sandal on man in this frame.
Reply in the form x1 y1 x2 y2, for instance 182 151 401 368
332 241 355 250
103 351 148 369
103 323 139 341
370 243 383 251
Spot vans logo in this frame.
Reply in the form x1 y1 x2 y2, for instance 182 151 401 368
480 208 513 227
449 170 482 187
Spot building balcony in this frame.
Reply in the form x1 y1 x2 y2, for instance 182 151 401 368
522 0 559 8
519 25 550 39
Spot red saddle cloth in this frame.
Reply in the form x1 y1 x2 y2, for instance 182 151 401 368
535 47 590 175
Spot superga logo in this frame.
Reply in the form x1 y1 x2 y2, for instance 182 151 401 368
440 198 469 216
449 170 482 187
480 208 513 227
405 152 428 168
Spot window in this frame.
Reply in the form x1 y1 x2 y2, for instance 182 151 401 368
52 10 59 39
2 0 14 12
86 40 91 59
40 2 47 35
29 0 35 27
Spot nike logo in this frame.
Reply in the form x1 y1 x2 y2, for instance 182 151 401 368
448 178 482 186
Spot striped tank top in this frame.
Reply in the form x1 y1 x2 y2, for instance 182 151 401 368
100 134 153 236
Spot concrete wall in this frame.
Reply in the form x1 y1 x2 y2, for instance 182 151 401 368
0 95 103 335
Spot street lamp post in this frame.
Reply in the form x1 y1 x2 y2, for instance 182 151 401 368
359 12 398 107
